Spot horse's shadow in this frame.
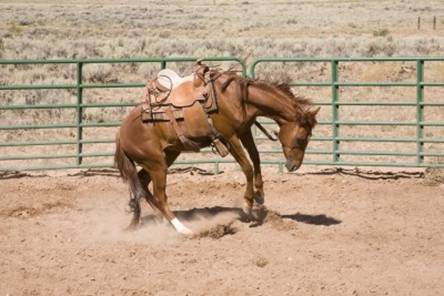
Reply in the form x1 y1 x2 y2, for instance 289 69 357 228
280 213 342 226
140 206 243 226
140 206 341 227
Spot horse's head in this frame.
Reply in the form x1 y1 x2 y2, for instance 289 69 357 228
277 107 320 172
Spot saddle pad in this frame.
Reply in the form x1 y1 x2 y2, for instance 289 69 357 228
157 69 193 90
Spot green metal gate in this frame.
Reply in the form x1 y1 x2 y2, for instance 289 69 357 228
0 57 246 171
1 56 444 172
251 57 444 169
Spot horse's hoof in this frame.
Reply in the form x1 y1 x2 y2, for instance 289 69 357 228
239 212 251 223
241 206 257 223
179 227 193 235
171 218 193 235
124 221 139 232
251 204 267 223
124 225 138 232
254 191 265 205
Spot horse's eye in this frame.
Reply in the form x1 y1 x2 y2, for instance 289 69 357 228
295 138 308 148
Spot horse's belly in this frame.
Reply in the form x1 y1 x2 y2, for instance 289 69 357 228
182 105 211 138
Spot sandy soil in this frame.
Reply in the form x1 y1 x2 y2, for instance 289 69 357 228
0 167 443 295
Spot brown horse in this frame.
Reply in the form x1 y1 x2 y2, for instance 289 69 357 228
114 65 319 234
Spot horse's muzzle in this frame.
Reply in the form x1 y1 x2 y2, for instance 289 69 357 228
285 160 301 172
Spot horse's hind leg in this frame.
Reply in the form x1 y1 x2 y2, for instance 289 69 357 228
127 192 140 230
126 171 147 230
126 165 165 230
137 151 179 216
149 165 192 234
126 168 158 230
141 150 191 234
137 169 158 211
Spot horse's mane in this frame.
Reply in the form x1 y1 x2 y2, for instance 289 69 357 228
218 71 317 129
266 81 313 108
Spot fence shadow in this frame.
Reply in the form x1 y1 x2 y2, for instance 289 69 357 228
296 167 423 180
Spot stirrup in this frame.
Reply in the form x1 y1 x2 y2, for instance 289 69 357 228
212 138 229 158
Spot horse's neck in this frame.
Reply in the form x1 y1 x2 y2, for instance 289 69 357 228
246 83 295 124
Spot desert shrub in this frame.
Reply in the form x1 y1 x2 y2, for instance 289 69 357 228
84 64 118 83
373 28 390 37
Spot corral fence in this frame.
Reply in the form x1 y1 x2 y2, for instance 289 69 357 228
251 57 444 171
1 56 443 172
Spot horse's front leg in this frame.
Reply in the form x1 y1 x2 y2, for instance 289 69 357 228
240 129 264 205
227 135 255 219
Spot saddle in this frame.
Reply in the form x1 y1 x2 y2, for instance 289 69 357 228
141 62 229 157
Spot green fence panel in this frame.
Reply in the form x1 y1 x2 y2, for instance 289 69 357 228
250 57 444 169
1 56 444 172
0 56 246 171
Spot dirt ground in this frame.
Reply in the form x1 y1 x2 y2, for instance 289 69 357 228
0 167 443 296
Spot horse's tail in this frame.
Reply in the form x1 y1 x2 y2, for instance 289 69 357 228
114 130 149 220
114 130 136 182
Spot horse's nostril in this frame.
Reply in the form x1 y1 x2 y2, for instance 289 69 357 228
285 160 301 172
285 161 295 172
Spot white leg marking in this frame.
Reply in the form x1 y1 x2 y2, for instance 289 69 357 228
171 218 193 235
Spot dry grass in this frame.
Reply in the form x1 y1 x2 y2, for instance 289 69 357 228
1 0 444 60
1 0 444 169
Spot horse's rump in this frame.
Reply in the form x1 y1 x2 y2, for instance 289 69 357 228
114 131 136 182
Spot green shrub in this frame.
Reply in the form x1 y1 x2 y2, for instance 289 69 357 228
373 28 390 37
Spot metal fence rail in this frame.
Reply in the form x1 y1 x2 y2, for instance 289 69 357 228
1 56 444 171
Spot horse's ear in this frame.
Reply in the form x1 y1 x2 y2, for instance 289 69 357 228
310 107 320 117
195 59 209 74
303 106 320 128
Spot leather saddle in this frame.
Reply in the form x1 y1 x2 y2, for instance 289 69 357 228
141 62 229 156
